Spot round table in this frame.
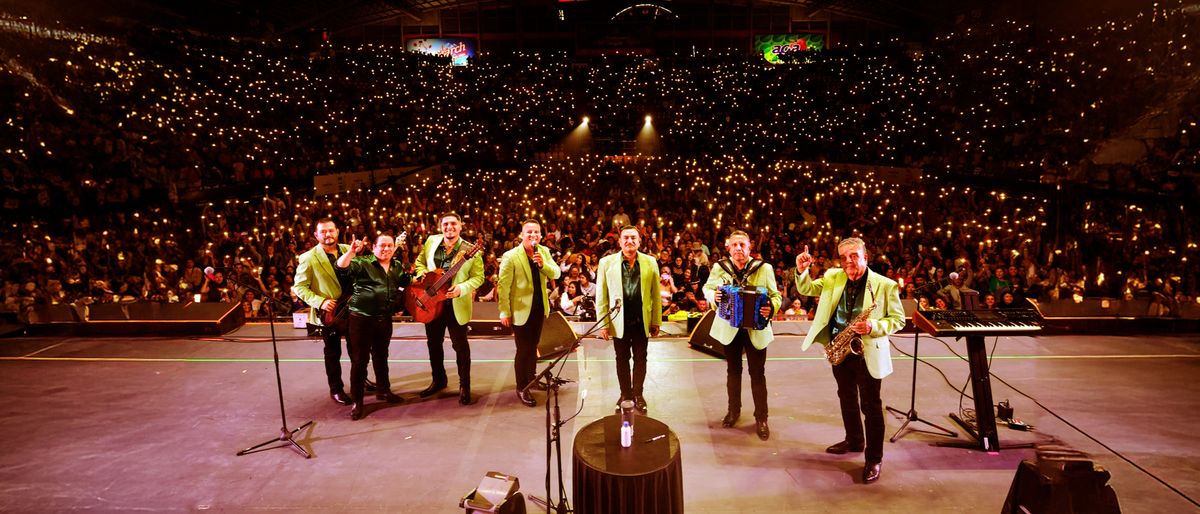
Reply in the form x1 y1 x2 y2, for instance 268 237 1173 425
572 414 683 514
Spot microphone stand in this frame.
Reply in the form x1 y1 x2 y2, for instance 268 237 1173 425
526 303 620 514
222 272 314 459
885 330 957 442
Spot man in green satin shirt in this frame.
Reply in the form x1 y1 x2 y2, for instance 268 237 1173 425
335 233 413 420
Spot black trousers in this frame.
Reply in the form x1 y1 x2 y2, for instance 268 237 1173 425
424 301 471 387
320 328 345 393
348 313 393 404
613 325 648 400
832 352 884 463
511 303 544 390
726 329 768 421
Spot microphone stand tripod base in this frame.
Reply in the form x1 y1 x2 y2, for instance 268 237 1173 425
237 420 315 458
886 406 956 442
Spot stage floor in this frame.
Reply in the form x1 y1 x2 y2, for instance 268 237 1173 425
1 326 1198 513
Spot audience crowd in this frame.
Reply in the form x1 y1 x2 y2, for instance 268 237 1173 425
1 7 1196 321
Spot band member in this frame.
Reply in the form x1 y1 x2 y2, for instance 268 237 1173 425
794 238 904 483
702 230 782 441
291 218 352 406
336 234 413 420
414 213 484 406
497 220 561 408
596 226 662 413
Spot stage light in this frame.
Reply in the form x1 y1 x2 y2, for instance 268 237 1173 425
461 471 524 514
582 116 589 126
644 115 652 125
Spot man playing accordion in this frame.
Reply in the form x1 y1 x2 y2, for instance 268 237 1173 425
702 230 782 441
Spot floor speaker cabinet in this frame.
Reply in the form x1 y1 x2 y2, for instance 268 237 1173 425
537 311 577 358
29 304 82 323
687 310 726 359
469 302 512 336
1002 450 1121 514
28 302 243 337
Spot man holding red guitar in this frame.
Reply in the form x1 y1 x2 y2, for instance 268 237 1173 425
411 213 485 406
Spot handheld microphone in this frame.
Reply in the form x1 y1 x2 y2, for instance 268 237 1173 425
612 298 621 313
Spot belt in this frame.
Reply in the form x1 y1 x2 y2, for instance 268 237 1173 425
351 312 393 321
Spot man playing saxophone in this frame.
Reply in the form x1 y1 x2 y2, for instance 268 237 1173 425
794 237 904 484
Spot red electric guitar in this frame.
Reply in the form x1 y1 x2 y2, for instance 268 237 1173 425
404 239 484 324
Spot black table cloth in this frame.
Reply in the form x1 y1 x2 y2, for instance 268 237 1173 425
572 414 683 514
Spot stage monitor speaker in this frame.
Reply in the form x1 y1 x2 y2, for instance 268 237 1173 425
29 304 81 323
461 471 526 514
537 312 576 358
88 304 129 321
687 310 726 359
1002 448 1121 514
470 302 512 336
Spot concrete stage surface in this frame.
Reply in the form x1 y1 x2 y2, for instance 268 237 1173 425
1 325 1198 513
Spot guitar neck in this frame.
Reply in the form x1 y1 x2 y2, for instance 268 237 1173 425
430 242 481 290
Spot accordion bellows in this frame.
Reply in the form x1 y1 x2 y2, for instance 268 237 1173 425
717 285 771 330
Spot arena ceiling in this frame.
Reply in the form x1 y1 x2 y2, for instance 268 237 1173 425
0 0 1161 40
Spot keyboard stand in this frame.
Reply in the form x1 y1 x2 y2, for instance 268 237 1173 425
933 334 1034 452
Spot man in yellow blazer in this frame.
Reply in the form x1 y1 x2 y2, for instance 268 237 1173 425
497 219 562 407
702 230 782 441
794 237 905 484
292 218 353 406
414 212 485 406
596 226 662 414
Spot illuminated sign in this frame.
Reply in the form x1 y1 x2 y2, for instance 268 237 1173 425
754 34 824 64
406 38 475 66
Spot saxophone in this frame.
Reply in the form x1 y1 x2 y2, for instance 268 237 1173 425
825 283 876 366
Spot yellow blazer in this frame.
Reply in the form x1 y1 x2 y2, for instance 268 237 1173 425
794 268 905 379
292 243 350 326
414 235 485 325
497 244 562 326
596 251 662 339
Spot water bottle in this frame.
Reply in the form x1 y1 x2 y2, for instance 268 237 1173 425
620 421 633 448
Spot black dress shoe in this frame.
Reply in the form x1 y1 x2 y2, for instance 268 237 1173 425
756 420 770 441
330 390 353 406
825 440 865 454
364 380 377 392
350 403 364 420
419 382 447 398
863 462 882 483
634 395 648 414
459 388 472 405
376 391 403 403
721 410 740 428
516 390 537 407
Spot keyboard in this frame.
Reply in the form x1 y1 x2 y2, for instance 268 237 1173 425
913 308 1043 337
